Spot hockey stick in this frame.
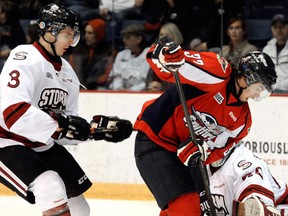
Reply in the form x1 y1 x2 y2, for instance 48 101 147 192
172 70 217 216
90 127 118 134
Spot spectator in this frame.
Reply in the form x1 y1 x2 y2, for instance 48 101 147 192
0 0 26 71
222 15 258 67
167 0 242 50
61 0 100 24
72 18 114 89
146 22 183 92
25 20 39 44
139 0 170 43
15 0 53 19
99 0 143 20
262 14 288 94
158 22 183 45
108 23 150 91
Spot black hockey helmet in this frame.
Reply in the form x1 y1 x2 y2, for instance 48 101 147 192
37 3 80 47
237 51 277 93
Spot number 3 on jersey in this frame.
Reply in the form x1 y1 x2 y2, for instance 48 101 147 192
8 70 20 88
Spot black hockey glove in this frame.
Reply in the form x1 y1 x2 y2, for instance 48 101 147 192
90 115 133 143
152 35 185 72
51 113 91 141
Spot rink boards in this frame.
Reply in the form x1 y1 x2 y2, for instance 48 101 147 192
0 91 287 199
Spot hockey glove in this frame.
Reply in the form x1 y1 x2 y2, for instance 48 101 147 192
90 115 133 143
235 195 281 216
51 113 91 141
152 35 185 72
177 139 208 166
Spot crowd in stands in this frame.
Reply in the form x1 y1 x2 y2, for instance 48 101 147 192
0 0 288 93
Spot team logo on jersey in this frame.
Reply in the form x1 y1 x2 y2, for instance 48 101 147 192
214 92 224 104
228 111 237 122
200 192 229 215
39 21 46 29
217 54 229 73
46 72 53 79
238 160 252 170
184 106 226 141
13 51 28 60
78 174 88 184
38 88 68 110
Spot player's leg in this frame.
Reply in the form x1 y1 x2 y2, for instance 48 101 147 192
37 143 92 215
68 194 90 215
159 194 202 216
166 193 201 216
42 203 70 216
0 145 70 215
159 209 168 216
29 171 70 216
135 132 200 216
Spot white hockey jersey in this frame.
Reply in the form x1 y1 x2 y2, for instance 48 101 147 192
200 144 288 215
0 42 80 151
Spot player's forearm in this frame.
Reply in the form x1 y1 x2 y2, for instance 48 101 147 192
7 105 58 143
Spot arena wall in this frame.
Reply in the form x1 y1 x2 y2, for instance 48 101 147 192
1 91 287 200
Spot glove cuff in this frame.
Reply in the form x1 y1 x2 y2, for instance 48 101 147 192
50 113 69 139
52 130 66 140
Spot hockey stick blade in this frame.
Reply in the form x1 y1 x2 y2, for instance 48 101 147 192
172 70 217 216
90 127 119 134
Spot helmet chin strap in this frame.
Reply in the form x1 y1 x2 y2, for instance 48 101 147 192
42 33 58 56
235 77 247 99
50 43 58 56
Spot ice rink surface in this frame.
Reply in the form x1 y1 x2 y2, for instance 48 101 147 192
0 196 159 215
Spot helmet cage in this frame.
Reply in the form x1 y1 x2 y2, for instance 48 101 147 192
244 68 273 93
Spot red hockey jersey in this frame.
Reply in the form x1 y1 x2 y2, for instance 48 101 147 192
134 46 252 164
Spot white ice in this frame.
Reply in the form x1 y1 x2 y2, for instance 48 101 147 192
0 196 159 215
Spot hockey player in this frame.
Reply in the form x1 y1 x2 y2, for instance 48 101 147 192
200 143 288 215
134 36 277 216
0 3 132 216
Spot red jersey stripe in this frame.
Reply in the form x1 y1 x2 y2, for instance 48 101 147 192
3 102 31 129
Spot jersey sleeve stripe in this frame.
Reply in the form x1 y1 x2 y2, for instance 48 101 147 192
238 184 275 204
3 102 31 129
0 126 46 148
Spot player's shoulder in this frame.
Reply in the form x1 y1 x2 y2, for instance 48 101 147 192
227 145 260 174
10 44 37 55
184 50 232 79
9 44 41 64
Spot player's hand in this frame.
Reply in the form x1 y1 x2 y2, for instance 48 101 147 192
52 113 91 141
152 36 185 72
90 115 133 143
237 195 281 216
177 139 208 166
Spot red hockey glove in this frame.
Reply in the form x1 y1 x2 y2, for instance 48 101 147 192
177 139 208 166
90 115 133 143
152 36 185 72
